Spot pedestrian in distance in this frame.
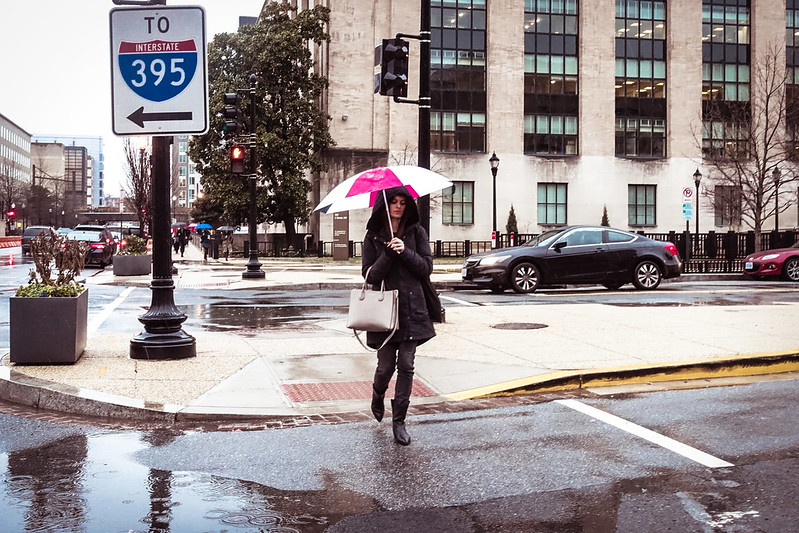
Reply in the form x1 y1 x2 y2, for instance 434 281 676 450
200 229 211 260
179 227 189 257
221 231 233 260
362 186 436 446
172 230 180 254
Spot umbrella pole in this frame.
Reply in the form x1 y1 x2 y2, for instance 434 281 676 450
383 189 392 235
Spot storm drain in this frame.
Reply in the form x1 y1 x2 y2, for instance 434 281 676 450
491 322 548 330
282 379 436 402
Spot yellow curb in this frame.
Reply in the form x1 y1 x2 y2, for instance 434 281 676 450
444 349 799 400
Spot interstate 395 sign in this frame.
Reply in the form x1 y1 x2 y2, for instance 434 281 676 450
110 6 208 135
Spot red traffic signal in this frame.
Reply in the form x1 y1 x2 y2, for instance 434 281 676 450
6 210 15 218
231 145 246 174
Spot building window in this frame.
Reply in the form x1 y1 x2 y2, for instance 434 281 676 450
615 0 666 158
714 185 742 226
430 0 486 153
442 181 474 224
524 0 579 155
787 0 799 158
628 184 656 225
537 183 567 225
702 0 750 159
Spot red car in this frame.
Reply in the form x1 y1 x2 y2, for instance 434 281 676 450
743 242 799 281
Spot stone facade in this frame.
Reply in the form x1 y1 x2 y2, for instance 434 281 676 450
281 0 797 245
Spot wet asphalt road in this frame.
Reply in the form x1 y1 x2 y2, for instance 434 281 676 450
0 377 797 532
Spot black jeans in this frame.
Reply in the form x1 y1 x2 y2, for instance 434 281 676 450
373 340 417 404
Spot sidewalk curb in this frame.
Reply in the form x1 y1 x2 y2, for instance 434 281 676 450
3 351 797 425
447 350 799 399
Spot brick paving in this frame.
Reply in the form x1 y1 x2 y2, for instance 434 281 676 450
282 379 436 402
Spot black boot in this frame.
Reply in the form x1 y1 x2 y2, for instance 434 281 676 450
391 399 411 445
371 386 385 422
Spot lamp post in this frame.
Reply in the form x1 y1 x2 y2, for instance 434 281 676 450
489 152 500 248
693 168 702 255
772 166 781 235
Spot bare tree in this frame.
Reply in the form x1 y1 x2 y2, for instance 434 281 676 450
0 160 25 231
700 45 797 251
123 138 152 233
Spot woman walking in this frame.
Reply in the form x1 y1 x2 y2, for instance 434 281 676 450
362 186 435 445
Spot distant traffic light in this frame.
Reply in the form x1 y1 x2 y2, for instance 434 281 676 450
223 92 244 134
379 38 409 97
231 145 246 174
6 210 15 219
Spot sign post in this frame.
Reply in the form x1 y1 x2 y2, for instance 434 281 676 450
111 6 204 359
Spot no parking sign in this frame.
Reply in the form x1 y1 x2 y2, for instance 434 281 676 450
110 6 208 135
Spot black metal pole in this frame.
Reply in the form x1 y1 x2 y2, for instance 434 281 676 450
694 181 700 255
243 74 265 279
130 136 195 359
492 167 497 246
417 0 431 236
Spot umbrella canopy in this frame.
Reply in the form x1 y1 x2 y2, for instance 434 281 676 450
171 222 187 229
195 222 213 230
216 225 235 231
314 166 453 217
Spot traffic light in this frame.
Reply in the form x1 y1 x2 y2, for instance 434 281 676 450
223 92 243 134
379 38 409 97
231 145 246 174
6 210 14 219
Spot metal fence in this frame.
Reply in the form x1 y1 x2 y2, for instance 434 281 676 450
311 229 797 274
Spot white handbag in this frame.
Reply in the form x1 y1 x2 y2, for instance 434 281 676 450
347 267 398 350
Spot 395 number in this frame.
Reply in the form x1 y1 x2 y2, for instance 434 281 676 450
129 58 186 88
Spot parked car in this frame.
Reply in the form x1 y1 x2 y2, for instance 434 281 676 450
66 230 115 266
461 225 682 293
20 225 53 255
74 224 117 255
743 241 799 281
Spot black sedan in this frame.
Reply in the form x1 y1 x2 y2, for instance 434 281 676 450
66 230 115 267
461 226 682 293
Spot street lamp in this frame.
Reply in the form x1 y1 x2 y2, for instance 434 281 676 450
489 152 500 248
772 166 781 235
693 168 702 254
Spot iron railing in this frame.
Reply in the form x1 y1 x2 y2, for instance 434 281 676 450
309 229 797 274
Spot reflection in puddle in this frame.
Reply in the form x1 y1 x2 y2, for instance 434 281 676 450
0 431 329 532
179 301 347 334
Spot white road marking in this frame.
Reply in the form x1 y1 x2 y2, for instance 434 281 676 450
88 286 135 337
555 399 734 469
440 295 480 307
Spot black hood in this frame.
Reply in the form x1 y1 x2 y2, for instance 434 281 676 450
366 186 420 236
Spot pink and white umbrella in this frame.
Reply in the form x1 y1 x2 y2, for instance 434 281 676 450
314 166 453 219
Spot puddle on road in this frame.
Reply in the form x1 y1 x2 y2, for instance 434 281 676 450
178 301 347 334
0 431 334 533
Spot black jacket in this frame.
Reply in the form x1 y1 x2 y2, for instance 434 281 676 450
362 187 435 348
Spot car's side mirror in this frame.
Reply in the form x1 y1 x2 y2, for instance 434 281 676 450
554 241 567 252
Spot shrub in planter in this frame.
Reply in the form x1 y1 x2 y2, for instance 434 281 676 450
114 234 151 276
10 231 89 364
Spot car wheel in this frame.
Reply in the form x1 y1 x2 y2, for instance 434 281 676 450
783 257 799 282
632 260 662 290
510 262 540 293
603 282 624 290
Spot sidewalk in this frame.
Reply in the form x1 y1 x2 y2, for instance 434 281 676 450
1 242 798 423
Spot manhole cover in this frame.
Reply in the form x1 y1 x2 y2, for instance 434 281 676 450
491 322 548 330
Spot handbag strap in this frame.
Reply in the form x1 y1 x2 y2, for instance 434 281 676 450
353 327 396 351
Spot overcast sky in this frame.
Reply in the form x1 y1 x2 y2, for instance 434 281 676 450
0 0 264 196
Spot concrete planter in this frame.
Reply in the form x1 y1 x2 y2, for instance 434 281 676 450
113 254 151 276
9 288 88 364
